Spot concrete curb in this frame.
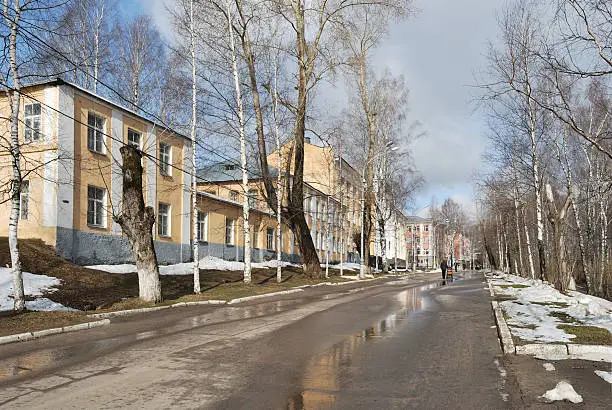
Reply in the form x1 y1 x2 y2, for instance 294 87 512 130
88 300 228 319
491 301 516 354
487 277 611 362
0 319 110 346
84 276 388 319
227 288 304 305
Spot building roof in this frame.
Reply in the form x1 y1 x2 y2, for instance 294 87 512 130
19 77 189 142
197 162 278 183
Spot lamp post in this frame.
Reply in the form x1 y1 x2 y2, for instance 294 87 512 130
359 143 397 279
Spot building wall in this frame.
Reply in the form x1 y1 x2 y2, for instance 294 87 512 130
0 83 192 265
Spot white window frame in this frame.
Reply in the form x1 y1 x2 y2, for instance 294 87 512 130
87 112 106 154
87 185 107 228
20 180 29 220
266 227 274 251
229 191 238 202
158 202 171 237
24 103 42 142
225 217 235 245
252 226 259 249
248 189 258 209
127 128 142 149
159 142 172 176
197 211 208 242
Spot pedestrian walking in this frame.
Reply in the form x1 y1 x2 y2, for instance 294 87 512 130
440 258 448 280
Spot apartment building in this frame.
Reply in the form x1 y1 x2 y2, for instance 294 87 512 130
405 216 435 268
0 79 192 265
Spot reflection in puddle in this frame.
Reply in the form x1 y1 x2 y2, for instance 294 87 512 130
0 299 300 382
287 282 439 409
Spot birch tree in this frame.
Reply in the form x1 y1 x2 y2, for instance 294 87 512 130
1 0 26 312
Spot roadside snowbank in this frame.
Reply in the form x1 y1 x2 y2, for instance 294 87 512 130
87 256 300 275
541 381 583 404
0 268 75 311
488 272 612 345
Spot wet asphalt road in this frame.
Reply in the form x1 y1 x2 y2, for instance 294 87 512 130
0 272 510 409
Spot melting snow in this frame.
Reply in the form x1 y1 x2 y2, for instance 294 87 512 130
542 363 556 371
87 256 300 275
488 272 612 345
541 381 583 403
0 268 75 311
594 370 612 384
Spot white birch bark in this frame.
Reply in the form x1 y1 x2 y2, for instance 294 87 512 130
92 0 105 94
272 39 282 284
226 0 250 283
189 0 200 293
522 208 536 279
324 195 330 279
4 0 25 312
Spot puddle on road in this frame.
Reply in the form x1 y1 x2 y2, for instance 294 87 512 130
287 282 440 409
0 299 302 382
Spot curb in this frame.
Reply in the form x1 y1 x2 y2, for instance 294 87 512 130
0 319 110 346
227 288 304 305
88 299 228 319
491 301 516 354
85 276 389 318
487 276 611 362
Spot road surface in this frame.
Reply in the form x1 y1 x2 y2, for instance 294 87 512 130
0 272 535 408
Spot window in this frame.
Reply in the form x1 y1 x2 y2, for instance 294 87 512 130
20 181 29 220
248 189 258 209
24 103 42 142
229 191 238 202
224 164 235 171
158 203 170 237
424 225 429 232
87 186 106 227
196 211 207 242
127 128 141 148
225 218 235 245
266 228 274 250
159 143 172 175
87 112 106 153
252 226 259 248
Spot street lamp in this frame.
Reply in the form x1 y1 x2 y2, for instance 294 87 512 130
360 143 398 279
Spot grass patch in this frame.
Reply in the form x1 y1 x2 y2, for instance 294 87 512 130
558 325 612 345
0 310 92 337
92 270 356 313
551 311 583 325
494 295 518 302
497 284 529 289
532 301 570 308
510 323 537 330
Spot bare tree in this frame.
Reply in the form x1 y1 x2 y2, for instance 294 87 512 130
114 146 161 302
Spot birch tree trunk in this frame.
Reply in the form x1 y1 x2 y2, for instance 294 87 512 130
4 0 25 312
226 0 250 283
545 183 572 292
522 208 536 279
115 146 161 302
189 0 200 293
272 39 282 284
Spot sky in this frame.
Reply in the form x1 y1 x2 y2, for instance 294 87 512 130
135 0 503 217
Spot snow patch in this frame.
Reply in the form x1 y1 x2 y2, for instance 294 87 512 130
488 271 612 345
542 363 555 371
594 370 612 384
540 381 583 404
87 256 300 275
0 268 74 311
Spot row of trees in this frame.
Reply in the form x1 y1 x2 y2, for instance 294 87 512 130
2 0 421 308
477 0 610 297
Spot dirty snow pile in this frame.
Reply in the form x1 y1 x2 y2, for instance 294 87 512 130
326 262 361 271
87 256 299 275
541 381 583 403
488 272 612 344
0 268 75 311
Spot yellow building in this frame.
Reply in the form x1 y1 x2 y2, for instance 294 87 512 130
0 79 193 264
197 139 366 264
